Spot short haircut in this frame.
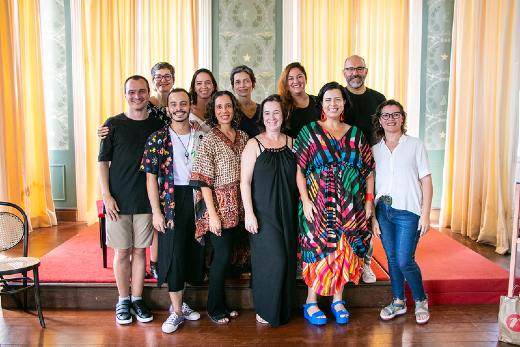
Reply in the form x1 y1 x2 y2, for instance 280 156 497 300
257 94 288 133
124 75 150 94
230 65 256 88
372 99 407 143
204 90 242 128
151 62 175 78
167 88 191 105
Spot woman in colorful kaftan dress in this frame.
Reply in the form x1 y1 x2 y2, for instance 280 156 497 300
293 82 375 325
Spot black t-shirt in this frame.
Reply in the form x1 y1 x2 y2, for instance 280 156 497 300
285 94 319 139
345 88 386 146
98 113 164 214
238 103 261 138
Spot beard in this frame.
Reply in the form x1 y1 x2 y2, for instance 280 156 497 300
348 75 365 89
171 111 189 123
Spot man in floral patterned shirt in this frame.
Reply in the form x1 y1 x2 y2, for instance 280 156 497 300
141 88 204 333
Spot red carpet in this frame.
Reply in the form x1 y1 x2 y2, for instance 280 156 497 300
38 223 389 283
39 224 156 283
372 228 510 305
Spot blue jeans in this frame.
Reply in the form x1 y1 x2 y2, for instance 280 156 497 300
376 203 427 302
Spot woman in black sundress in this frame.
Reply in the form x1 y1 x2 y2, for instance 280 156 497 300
240 94 299 326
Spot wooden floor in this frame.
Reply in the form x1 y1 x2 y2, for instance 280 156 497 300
0 211 514 346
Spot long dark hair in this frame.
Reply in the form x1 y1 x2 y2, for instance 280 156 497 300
204 91 242 128
315 81 352 116
372 99 407 143
189 68 218 106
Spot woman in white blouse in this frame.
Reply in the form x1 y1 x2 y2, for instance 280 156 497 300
371 99 433 325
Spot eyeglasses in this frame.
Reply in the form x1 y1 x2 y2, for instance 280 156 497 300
380 112 402 120
344 67 366 73
153 74 172 81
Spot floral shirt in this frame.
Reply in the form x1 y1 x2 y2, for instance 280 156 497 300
190 127 249 240
140 125 204 229
147 101 171 125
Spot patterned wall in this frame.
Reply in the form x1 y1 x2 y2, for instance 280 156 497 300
420 0 455 208
421 0 454 150
41 0 69 150
217 0 277 102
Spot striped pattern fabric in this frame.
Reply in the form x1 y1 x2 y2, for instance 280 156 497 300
302 233 363 295
293 122 374 294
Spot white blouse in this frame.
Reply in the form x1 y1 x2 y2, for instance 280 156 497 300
372 135 431 216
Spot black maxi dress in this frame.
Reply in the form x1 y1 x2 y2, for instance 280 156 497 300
249 137 299 326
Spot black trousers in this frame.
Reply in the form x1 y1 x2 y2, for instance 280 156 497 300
206 225 239 317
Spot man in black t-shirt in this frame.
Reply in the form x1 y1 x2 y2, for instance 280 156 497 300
343 55 386 147
343 55 386 283
98 75 164 325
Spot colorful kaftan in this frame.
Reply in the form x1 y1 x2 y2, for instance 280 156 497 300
293 122 375 294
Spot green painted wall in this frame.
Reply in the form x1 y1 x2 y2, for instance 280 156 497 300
213 0 282 100
419 0 455 208
42 0 77 208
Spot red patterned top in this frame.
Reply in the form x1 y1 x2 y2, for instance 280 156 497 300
190 127 248 240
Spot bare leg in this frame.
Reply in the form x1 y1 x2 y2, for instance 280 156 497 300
305 287 325 318
150 229 158 262
332 286 348 319
130 247 146 297
169 291 183 316
113 248 132 297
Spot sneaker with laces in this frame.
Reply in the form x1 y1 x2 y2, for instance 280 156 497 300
162 313 184 333
115 299 132 325
362 263 377 283
130 299 153 323
169 302 201 321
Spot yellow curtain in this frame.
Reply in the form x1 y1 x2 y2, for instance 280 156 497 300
353 0 409 105
300 0 409 104
0 0 56 228
440 0 520 254
300 0 354 95
73 0 198 224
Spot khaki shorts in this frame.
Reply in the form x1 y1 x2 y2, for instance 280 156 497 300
106 214 153 249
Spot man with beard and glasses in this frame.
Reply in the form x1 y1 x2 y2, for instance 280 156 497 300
343 55 386 283
343 55 386 147
98 75 164 325
141 88 205 333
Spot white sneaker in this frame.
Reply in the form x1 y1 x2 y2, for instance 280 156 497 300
362 263 376 283
162 313 184 333
169 302 201 321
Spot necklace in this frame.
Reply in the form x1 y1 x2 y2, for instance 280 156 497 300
171 128 192 165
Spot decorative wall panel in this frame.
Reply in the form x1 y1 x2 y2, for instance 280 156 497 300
41 0 69 150
218 0 277 102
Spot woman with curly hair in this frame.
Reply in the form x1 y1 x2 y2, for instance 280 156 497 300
277 62 320 138
190 91 249 324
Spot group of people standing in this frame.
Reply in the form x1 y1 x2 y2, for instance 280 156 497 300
98 54 433 334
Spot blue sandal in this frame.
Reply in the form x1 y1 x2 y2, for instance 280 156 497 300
303 303 327 325
331 300 349 324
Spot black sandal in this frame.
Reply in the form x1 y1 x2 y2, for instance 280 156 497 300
207 311 229 325
226 310 238 318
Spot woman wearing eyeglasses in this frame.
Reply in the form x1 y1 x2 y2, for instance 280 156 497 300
371 99 432 325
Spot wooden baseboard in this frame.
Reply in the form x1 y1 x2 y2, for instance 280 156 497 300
55 208 78 222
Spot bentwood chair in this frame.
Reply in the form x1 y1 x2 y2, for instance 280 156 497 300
0 202 45 327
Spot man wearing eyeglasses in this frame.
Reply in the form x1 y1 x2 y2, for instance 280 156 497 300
343 55 386 147
343 55 386 283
